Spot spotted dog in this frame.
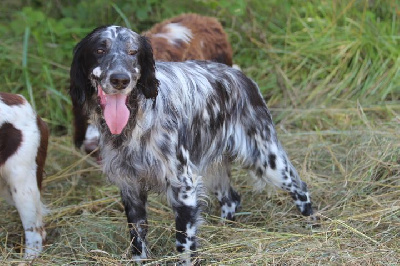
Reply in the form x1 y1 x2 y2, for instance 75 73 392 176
0 92 48 259
69 26 314 264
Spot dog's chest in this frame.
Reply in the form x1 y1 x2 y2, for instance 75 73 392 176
101 130 178 187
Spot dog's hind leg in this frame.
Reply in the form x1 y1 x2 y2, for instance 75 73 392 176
6 166 46 259
205 158 241 221
121 185 148 261
250 134 314 217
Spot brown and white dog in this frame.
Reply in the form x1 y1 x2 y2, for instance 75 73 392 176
0 92 48 259
143 13 233 65
76 13 233 156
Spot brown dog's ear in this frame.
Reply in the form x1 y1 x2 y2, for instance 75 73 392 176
137 36 160 100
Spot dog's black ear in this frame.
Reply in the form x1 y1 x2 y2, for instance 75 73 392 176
69 40 90 148
70 31 98 148
69 41 90 107
137 36 160 99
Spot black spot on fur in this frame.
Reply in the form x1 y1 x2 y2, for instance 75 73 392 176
297 193 308 202
290 169 294 178
268 154 277 170
219 187 241 221
300 203 313 216
176 245 184 252
174 206 198 249
256 167 264 177
290 191 308 203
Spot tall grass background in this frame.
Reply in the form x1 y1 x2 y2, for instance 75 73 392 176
0 0 399 264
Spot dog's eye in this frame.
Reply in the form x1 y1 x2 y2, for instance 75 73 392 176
96 49 106 54
128 50 138 56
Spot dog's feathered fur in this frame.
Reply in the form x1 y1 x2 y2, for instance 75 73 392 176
70 26 314 263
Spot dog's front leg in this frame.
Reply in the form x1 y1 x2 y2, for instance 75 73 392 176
168 147 202 265
120 185 148 261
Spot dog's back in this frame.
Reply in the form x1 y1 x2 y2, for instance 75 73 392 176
134 60 272 168
144 13 233 66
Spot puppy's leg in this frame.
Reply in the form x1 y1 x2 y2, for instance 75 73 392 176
205 159 241 221
168 147 202 264
252 135 313 216
121 185 148 261
7 168 46 259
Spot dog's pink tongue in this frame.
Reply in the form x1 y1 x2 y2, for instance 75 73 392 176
103 93 130 135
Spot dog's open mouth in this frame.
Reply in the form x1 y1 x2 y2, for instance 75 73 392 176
97 85 130 135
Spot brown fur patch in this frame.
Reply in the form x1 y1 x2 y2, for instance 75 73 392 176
143 13 233 66
0 92 25 106
0 122 23 166
35 116 49 191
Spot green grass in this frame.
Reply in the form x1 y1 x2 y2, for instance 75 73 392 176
0 0 399 264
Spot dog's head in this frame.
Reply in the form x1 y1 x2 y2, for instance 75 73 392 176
70 26 159 135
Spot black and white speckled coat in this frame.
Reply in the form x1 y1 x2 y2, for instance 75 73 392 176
69 25 314 264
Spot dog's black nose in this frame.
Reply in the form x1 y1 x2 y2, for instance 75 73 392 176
110 73 130 90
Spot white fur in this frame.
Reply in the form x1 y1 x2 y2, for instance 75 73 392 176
85 124 100 141
153 23 193 45
92 66 102 78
